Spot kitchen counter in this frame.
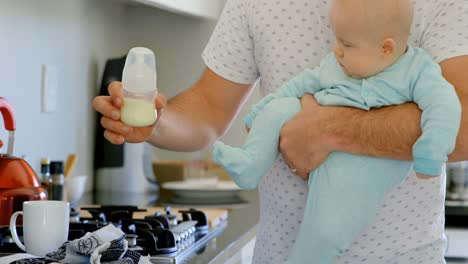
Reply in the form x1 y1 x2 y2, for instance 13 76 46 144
447 256 468 263
80 188 260 264
80 190 468 263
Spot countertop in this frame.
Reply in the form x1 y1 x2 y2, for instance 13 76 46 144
80 189 260 264
447 256 468 263
80 190 468 263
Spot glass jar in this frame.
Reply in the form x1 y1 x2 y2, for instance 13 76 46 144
49 161 64 201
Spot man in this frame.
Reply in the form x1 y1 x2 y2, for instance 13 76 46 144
93 0 468 262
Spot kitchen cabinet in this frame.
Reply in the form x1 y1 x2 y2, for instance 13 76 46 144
130 0 223 19
223 236 256 264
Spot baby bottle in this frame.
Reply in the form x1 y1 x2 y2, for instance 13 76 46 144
120 47 158 127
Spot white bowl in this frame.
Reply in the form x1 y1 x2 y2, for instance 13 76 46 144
64 175 87 204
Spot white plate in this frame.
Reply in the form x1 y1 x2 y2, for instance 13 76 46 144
161 180 241 200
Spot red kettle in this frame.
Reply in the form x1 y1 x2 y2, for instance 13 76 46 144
0 97 47 226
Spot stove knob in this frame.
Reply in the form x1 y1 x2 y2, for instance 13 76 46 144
165 206 178 226
173 233 180 243
178 231 186 241
187 228 194 236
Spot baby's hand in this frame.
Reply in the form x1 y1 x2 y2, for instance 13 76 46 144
416 173 434 180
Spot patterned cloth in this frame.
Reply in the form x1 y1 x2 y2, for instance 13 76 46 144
2 225 151 264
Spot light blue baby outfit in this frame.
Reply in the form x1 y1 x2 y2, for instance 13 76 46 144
212 46 461 264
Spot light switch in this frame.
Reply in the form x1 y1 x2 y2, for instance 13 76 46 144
41 64 58 113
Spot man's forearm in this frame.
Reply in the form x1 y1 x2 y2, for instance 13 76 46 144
440 56 468 161
326 103 422 161
145 68 253 152
146 89 220 151
328 56 468 162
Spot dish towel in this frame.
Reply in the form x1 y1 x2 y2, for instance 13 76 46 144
2 224 151 264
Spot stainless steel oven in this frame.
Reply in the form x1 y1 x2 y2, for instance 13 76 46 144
445 161 468 259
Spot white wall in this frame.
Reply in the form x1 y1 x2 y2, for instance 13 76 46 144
0 0 128 191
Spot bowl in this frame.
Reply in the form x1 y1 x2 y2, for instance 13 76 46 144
64 175 87 204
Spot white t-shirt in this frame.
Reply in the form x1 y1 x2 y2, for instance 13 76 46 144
202 0 468 263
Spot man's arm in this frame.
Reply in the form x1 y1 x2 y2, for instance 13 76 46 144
280 55 468 177
329 55 468 160
147 68 254 151
93 68 253 151
441 56 468 161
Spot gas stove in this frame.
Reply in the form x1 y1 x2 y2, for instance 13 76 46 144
0 205 226 263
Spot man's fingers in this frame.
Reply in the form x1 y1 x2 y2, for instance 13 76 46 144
93 96 121 120
285 160 308 181
282 153 297 173
104 130 125 145
155 107 164 127
153 94 167 128
108 81 123 107
296 170 309 181
100 117 132 135
155 94 167 109
300 93 319 107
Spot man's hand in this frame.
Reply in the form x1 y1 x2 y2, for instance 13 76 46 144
92 81 166 144
279 94 333 180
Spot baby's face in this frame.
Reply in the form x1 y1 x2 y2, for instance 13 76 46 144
329 0 390 78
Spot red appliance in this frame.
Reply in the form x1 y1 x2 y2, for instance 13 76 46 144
0 97 47 226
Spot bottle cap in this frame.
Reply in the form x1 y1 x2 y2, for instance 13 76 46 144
50 161 64 174
122 47 157 93
41 158 50 173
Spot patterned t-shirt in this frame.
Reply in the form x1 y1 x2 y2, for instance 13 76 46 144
202 0 468 263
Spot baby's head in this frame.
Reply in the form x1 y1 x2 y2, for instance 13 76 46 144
330 0 413 78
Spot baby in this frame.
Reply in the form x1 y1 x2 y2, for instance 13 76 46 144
212 0 461 263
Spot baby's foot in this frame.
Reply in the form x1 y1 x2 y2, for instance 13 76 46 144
212 141 258 189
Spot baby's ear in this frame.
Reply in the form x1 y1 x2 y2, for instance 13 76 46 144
382 38 396 57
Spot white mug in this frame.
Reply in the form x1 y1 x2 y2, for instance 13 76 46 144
9 200 70 257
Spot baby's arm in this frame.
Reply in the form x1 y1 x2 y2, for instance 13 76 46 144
243 67 322 128
412 63 462 178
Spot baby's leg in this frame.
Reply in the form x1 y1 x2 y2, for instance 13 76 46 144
213 97 301 189
286 153 412 264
